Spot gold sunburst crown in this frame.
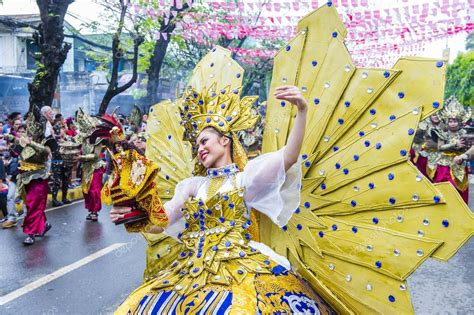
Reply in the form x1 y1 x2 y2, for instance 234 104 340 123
179 82 259 143
439 96 472 124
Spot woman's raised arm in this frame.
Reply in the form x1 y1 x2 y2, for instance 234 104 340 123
274 86 308 171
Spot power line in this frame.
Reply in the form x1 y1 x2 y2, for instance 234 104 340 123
0 16 135 54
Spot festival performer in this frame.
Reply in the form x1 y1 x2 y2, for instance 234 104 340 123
75 109 106 222
92 113 168 229
108 4 473 314
411 114 441 180
80 138 105 221
434 96 471 202
111 82 335 313
17 110 53 245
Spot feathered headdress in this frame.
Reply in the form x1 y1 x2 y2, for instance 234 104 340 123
75 108 100 141
88 114 125 145
25 111 45 143
439 96 472 124
128 105 143 132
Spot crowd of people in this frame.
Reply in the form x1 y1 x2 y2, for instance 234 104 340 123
0 107 148 245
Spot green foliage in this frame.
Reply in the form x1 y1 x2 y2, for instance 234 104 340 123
445 50 474 107
79 1 144 72
137 40 155 73
84 49 110 72
132 87 148 100
33 62 47 86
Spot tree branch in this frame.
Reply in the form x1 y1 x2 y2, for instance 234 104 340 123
99 0 139 115
114 36 143 95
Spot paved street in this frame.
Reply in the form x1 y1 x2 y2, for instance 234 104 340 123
0 191 473 314
409 186 474 315
0 201 147 314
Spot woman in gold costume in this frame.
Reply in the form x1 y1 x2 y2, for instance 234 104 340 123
111 85 335 314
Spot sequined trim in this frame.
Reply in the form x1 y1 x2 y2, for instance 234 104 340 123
206 163 239 178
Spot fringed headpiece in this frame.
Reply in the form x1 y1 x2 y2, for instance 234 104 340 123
75 108 100 142
88 114 125 145
180 83 258 141
439 96 472 124
25 111 45 143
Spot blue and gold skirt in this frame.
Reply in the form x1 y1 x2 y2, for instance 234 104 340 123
117 265 334 314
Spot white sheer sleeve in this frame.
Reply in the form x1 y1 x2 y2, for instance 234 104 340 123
163 176 205 240
242 147 302 227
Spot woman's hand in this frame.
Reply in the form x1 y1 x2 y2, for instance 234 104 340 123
110 206 132 223
275 86 308 113
455 138 466 149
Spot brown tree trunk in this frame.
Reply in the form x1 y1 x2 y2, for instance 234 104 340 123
28 0 73 119
144 1 192 109
98 1 143 115
146 33 171 106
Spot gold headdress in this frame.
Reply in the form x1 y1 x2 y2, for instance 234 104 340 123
439 96 471 124
75 108 101 143
25 111 45 143
129 105 143 131
178 48 259 174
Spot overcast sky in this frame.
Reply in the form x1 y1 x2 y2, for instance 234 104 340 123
0 0 469 64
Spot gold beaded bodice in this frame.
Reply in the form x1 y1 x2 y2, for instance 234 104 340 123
151 172 274 296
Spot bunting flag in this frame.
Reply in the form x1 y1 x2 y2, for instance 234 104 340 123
132 0 473 66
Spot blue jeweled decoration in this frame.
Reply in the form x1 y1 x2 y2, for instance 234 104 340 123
207 164 240 178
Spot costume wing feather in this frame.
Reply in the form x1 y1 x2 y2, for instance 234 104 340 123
146 100 194 201
261 4 473 314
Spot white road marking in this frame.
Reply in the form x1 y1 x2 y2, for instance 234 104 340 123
45 199 84 212
0 243 126 305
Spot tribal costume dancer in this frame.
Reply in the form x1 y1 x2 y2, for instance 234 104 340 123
17 110 54 245
434 96 471 203
81 140 105 221
76 109 106 222
107 4 473 314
